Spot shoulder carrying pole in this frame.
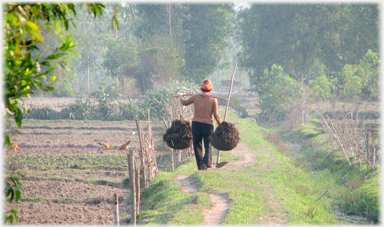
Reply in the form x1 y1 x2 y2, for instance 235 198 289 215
174 93 229 101
216 63 237 167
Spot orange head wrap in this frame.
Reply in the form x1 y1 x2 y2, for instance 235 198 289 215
200 80 212 92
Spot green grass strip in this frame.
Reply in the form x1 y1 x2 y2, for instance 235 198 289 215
137 170 206 225
138 112 339 225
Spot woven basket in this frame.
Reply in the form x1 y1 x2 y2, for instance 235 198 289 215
210 136 239 151
163 120 193 150
209 121 240 151
166 139 193 150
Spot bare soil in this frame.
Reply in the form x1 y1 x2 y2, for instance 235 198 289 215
4 105 166 225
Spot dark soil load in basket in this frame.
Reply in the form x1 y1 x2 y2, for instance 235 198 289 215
163 120 193 149
209 121 240 151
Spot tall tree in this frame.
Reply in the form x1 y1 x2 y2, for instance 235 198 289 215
132 3 187 90
237 3 379 87
102 35 141 94
132 3 235 86
181 4 235 83
69 5 117 95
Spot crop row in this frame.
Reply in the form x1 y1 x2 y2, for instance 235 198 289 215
6 154 128 171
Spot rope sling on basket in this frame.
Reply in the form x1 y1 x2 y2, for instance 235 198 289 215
209 121 240 151
163 120 193 149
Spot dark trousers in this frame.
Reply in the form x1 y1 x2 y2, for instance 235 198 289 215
192 121 214 170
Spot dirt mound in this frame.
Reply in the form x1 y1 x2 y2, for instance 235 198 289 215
210 121 240 151
163 120 193 149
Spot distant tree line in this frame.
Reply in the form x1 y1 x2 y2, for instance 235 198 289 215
237 4 379 122
30 3 235 97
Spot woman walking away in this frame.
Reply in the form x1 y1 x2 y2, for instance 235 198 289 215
177 80 222 170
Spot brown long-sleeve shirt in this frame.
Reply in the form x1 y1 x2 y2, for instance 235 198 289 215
179 93 222 125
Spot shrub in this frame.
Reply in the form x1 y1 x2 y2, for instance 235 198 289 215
60 98 95 120
218 96 248 118
25 107 58 120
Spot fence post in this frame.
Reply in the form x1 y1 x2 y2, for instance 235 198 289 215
129 150 136 225
135 119 147 188
171 149 175 171
177 150 181 164
371 127 375 167
135 157 141 215
114 193 119 226
366 127 370 165
148 108 152 138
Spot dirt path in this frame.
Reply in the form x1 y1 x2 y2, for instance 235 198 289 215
174 142 254 225
175 175 231 225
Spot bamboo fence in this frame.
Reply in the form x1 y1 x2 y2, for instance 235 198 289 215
127 109 159 225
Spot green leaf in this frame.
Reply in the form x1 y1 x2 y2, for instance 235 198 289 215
15 110 23 128
59 62 69 70
45 86 54 91
8 189 15 203
64 19 69 30
3 214 8 224
40 61 51 66
8 215 13 224
68 49 81 57
41 66 57 75
46 54 63 60
15 190 21 201
4 133 11 147
11 210 18 222
25 21 42 42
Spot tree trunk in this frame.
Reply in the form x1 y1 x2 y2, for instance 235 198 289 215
371 128 375 166
129 3 146 92
87 63 90 94
114 193 119 226
166 3 173 38
122 77 125 96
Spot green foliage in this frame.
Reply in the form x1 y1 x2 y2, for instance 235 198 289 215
3 1 117 141
181 4 235 83
102 35 141 92
309 75 333 101
308 60 337 101
3 171 24 224
218 96 248 118
237 4 379 85
134 3 234 84
257 64 299 122
139 35 185 89
7 153 128 171
339 64 363 102
26 107 57 120
338 50 380 101
92 89 124 121
136 80 200 120
3 4 120 222
337 171 380 222
359 50 380 100
293 119 324 140
60 98 95 120
49 68 76 97
285 117 380 223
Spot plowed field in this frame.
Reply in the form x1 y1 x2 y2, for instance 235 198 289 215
4 119 165 225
